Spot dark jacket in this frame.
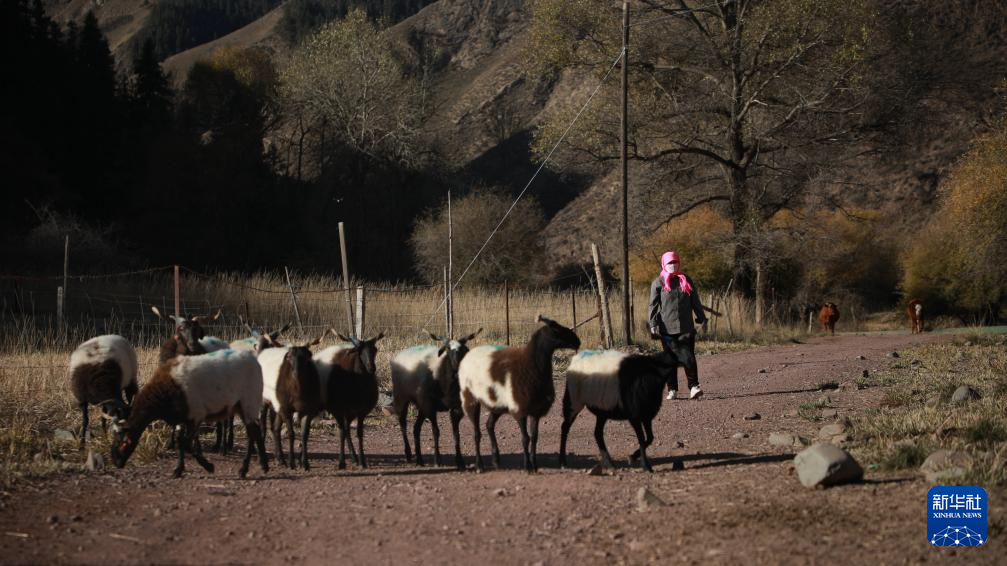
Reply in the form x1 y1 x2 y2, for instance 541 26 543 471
648 274 706 335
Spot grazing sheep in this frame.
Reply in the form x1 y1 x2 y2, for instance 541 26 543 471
559 349 675 472
907 299 925 334
391 328 482 468
111 349 268 478
315 332 385 469
257 332 327 470
819 303 840 336
150 306 222 363
68 335 139 450
458 315 580 473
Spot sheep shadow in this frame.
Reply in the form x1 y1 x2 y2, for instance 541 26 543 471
709 387 824 400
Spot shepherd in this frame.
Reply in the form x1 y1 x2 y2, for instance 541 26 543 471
648 250 708 400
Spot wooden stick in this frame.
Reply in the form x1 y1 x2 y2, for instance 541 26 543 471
591 243 613 348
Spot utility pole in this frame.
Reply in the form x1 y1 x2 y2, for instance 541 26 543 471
620 0 632 345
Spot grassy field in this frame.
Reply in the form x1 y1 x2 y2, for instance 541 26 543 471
849 333 1007 486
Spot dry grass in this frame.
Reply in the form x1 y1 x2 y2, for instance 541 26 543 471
849 335 1007 485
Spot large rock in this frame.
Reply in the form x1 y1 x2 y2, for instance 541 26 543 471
920 450 972 484
794 444 863 488
636 487 666 512
86 451 104 472
769 432 804 448
53 429 76 443
818 423 847 440
951 386 981 404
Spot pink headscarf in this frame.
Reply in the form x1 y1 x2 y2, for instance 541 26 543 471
660 250 693 294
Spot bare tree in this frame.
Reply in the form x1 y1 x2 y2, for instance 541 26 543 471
531 0 875 320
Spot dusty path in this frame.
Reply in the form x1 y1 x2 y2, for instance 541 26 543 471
1 332 1003 565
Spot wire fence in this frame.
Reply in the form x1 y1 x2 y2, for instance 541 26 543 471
0 266 652 357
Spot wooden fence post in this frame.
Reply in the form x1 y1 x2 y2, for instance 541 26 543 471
571 287 577 329
355 286 366 338
56 286 64 330
61 234 69 324
591 243 613 348
338 222 355 337
174 265 180 317
443 266 450 337
628 276 635 343
284 266 304 334
505 280 511 346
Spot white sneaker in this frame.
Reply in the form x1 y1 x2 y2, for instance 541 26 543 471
666 390 677 400
689 386 703 399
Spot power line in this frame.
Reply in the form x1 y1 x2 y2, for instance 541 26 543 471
418 49 628 335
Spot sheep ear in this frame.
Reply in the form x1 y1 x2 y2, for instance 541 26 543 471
274 322 292 338
460 327 483 343
437 346 447 357
425 329 443 342
151 306 169 321
308 331 327 346
371 332 385 343
239 315 255 335
336 332 351 342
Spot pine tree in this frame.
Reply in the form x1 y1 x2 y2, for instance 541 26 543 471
132 38 173 129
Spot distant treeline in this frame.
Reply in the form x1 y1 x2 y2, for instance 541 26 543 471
278 0 436 46
135 0 283 61
1 1 443 278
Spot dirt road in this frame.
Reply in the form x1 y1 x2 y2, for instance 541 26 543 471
1 332 1002 564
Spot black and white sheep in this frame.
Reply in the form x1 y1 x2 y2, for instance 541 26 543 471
315 332 384 469
391 328 482 468
458 316 580 472
257 332 326 470
68 335 139 450
111 348 269 478
558 349 675 472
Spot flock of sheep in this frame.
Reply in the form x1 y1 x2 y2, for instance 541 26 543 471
68 307 683 478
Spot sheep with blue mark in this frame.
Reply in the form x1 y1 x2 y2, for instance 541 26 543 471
68 335 139 450
559 348 676 472
111 347 269 479
391 328 482 468
458 315 580 473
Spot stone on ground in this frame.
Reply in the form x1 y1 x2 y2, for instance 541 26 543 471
920 450 972 484
794 444 863 488
951 386 981 404
636 487 666 512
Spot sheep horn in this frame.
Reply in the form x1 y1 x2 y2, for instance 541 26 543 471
460 327 483 343
424 329 444 342
270 322 292 340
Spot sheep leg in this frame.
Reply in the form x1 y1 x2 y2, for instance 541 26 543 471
529 416 540 472
486 412 501 469
227 417 235 451
356 416 367 469
249 420 269 475
430 416 442 467
467 403 484 473
337 417 348 470
629 419 653 472
271 408 286 467
124 380 138 407
173 429 187 478
284 410 296 470
517 416 532 473
413 417 425 466
450 409 465 470
397 402 412 463
593 417 615 469
188 424 215 474
300 414 312 471
213 422 224 453
629 420 655 462
78 403 89 450
343 416 360 464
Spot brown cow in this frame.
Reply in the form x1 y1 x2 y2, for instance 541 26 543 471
907 299 924 334
819 303 840 336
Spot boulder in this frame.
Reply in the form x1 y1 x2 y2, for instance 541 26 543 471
818 423 847 440
920 450 972 484
769 432 802 448
53 429 76 443
794 444 863 488
951 386 981 404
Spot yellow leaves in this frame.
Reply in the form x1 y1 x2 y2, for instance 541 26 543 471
628 206 733 290
902 119 1007 311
